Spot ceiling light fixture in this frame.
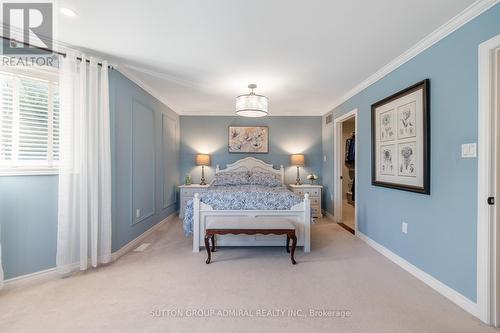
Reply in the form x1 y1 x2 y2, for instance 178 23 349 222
235 84 268 117
60 7 76 17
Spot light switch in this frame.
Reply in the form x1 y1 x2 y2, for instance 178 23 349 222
468 143 477 157
461 143 477 158
461 144 468 157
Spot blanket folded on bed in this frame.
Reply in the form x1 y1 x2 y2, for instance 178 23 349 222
183 185 302 235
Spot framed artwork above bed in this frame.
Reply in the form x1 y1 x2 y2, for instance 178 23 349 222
371 79 430 194
228 126 269 153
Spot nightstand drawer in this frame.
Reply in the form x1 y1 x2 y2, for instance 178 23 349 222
311 203 321 210
289 184 322 218
310 197 321 206
182 188 207 196
179 185 210 218
295 188 320 197
303 188 321 197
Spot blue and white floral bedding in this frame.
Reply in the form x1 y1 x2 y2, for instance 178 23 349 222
182 185 302 235
212 171 250 186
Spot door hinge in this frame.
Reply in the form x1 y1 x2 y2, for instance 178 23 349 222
488 197 495 205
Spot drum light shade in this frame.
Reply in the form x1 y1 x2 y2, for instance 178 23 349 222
290 154 305 166
235 84 268 117
195 154 211 166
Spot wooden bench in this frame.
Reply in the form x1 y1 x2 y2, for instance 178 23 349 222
204 218 298 264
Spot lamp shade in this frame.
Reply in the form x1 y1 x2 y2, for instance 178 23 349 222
235 84 269 117
290 154 305 166
235 94 268 117
195 154 211 166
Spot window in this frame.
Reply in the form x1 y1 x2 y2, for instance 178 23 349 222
0 69 59 175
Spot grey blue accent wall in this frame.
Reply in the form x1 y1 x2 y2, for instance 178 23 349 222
322 4 500 302
0 176 58 279
180 116 322 186
322 114 334 214
109 70 179 252
0 70 180 279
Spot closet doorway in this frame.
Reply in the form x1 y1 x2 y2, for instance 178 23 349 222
333 109 358 234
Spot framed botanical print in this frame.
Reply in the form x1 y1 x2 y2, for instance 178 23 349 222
371 79 430 194
228 126 269 153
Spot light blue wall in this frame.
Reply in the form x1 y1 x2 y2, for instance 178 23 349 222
109 70 179 252
0 176 58 279
322 4 500 301
180 116 322 186
0 70 180 279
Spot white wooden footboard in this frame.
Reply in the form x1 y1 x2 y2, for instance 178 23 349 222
193 193 311 253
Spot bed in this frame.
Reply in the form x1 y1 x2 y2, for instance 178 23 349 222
183 157 311 253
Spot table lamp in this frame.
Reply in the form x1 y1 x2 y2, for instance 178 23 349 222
196 154 211 185
290 154 305 185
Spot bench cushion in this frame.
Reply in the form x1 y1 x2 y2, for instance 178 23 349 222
206 217 295 230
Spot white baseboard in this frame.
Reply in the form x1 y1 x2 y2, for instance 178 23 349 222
323 210 336 222
356 231 479 318
2 212 178 292
2 267 58 292
111 212 177 261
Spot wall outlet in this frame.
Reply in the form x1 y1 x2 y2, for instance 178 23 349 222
136 209 141 218
330 194 334 201
402 222 408 234
324 155 327 162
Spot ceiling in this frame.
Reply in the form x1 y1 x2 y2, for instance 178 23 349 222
56 0 476 116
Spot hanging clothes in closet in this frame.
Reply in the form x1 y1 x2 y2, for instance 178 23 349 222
345 133 355 167
345 133 355 202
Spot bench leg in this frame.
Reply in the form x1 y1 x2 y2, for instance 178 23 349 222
205 235 211 264
290 234 297 265
286 235 290 253
211 235 216 252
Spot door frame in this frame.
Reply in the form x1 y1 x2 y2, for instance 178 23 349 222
477 33 500 324
333 108 358 231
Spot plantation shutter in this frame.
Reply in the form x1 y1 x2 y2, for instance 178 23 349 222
52 89 60 161
0 75 14 162
0 71 59 171
18 78 50 162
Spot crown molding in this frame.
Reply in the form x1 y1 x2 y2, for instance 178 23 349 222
325 0 499 114
116 65 179 114
179 110 324 117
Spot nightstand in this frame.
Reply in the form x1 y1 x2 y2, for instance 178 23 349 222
178 184 210 218
288 184 323 218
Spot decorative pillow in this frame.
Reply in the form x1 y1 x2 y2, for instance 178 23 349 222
249 171 282 187
212 171 250 186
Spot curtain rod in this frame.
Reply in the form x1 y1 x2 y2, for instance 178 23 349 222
0 35 112 68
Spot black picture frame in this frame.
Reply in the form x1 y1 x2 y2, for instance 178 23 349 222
371 79 430 194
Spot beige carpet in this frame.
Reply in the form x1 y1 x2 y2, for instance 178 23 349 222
0 217 495 333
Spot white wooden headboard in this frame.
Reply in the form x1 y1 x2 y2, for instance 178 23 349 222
216 157 285 184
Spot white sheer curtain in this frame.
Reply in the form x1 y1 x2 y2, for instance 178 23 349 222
57 53 112 275
0 236 4 289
